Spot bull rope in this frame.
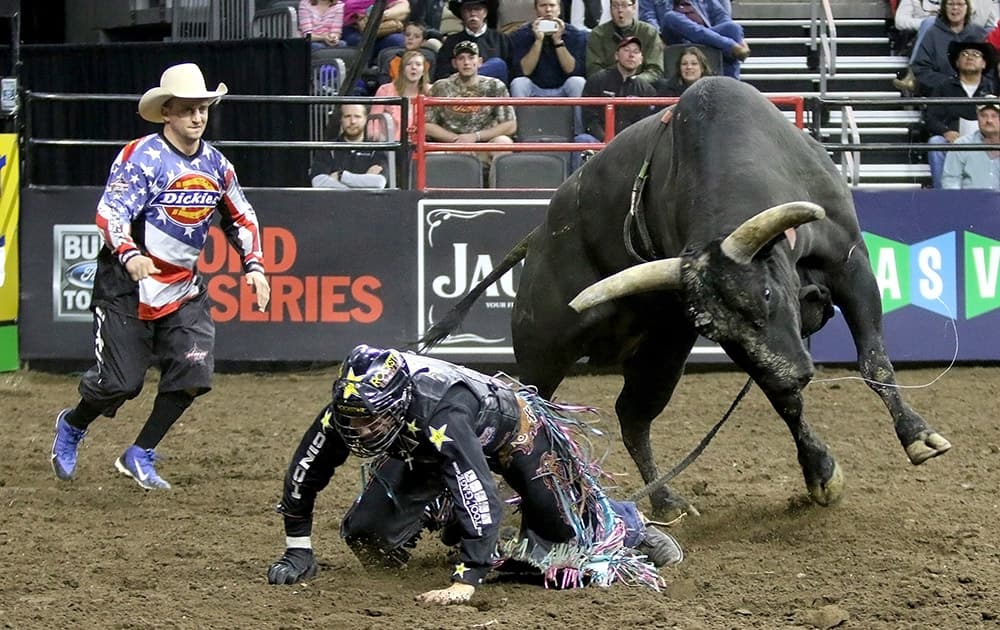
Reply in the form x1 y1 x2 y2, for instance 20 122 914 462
626 376 753 503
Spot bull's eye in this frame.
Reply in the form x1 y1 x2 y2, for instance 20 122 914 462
763 288 772 301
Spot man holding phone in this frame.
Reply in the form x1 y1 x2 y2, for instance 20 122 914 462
508 0 588 100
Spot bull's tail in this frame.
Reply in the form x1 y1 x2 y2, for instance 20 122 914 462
416 227 536 352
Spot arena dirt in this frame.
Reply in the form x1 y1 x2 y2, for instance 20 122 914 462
1 365 998 629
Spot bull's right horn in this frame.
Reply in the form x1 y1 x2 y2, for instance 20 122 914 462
569 258 682 312
721 201 826 264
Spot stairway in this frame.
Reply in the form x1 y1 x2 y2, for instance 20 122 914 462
733 6 930 189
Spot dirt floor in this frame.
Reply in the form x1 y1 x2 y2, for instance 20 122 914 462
1 363 998 630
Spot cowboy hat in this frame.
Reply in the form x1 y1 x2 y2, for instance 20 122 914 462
138 63 228 123
447 0 498 20
947 40 996 72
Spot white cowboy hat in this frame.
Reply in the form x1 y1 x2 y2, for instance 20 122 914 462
137 63 228 123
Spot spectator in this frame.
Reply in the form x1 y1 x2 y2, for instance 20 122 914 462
893 0 996 91
574 36 657 169
942 97 1000 189
342 0 411 56
312 103 389 189
909 0 988 95
587 0 665 86
509 0 588 100
435 0 511 82
425 40 517 165
299 0 346 49
638 0 749 79
659 44 714 96
562 0 603 30
385 22 435 82
926 41 996 187
372 49 433 141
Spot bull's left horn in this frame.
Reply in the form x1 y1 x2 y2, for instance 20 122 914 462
721 202 826 264
570 258 682 312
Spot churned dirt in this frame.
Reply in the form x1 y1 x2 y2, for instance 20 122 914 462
1 364 998 629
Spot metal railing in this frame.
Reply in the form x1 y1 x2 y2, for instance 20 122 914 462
411 94 806 191
809 0 838 95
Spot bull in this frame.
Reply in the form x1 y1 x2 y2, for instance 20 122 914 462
420 77 951 516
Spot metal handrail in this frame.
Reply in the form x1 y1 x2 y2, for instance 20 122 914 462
810 0 838 95
840 105 861 184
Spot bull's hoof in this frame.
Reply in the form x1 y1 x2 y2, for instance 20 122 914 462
650 488 700 521
905 431 952 465
806 461 844 507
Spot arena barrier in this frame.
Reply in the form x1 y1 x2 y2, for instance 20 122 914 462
18 187 1000 365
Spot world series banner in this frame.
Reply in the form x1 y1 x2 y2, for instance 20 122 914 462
0 133 18 372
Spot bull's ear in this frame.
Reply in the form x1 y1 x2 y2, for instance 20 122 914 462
785 228 797 251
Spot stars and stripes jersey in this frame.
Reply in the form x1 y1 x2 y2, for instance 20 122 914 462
95 133 265 320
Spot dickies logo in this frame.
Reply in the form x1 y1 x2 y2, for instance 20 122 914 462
150 173 221 227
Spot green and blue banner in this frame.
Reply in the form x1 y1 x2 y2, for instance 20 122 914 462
811 189 1000 362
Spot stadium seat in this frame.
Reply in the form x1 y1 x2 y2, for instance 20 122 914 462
419 154 484 188
514 105 575 142
663 44 724 82
489 152 568 188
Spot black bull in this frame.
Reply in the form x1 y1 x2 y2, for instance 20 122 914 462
420 77 951 516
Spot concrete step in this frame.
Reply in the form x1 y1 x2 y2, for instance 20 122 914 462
742 55 905 70
827 110 922 125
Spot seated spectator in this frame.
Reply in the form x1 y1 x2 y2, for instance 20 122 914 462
425 40 517 165
908 0 988 95
942 97 1000 189
509 0 588 101
342 0 411 57
574 37 657 169
386 22 436 82
435 0 511 83
659 45 715 95
372 49 433 141
638 0 749 79
312 103 389 189
299 0 346 49
894 0 996 91
562 0 603 30
587 0 665 87
926 41 996 187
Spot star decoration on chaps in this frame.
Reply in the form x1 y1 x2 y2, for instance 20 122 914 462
429 424 453 451
320 408 333 430
453 562 468 578
406 420 420 435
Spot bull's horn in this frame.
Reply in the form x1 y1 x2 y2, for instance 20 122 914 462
569 258 682 312
720 202 826 264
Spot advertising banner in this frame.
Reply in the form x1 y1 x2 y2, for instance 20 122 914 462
811 189 1000 362
18 187 1000 365
19 188 420 361
0 133 18 371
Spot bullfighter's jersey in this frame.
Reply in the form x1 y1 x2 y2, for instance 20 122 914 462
96 133 265 320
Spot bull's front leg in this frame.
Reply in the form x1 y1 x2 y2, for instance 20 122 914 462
835 256 952 464
859 343 952 464
765 389 845 506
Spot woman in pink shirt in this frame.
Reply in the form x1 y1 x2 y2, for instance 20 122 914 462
298 0 345 49
371 50 431 142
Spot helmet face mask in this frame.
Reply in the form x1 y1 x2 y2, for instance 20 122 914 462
332 346 412 458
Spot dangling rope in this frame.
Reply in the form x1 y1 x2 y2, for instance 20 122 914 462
627 376 753 503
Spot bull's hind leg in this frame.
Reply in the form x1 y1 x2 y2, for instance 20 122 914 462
833 256 952 463
617 329 699 519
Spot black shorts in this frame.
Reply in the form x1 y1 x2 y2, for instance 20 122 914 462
78 290 215 416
